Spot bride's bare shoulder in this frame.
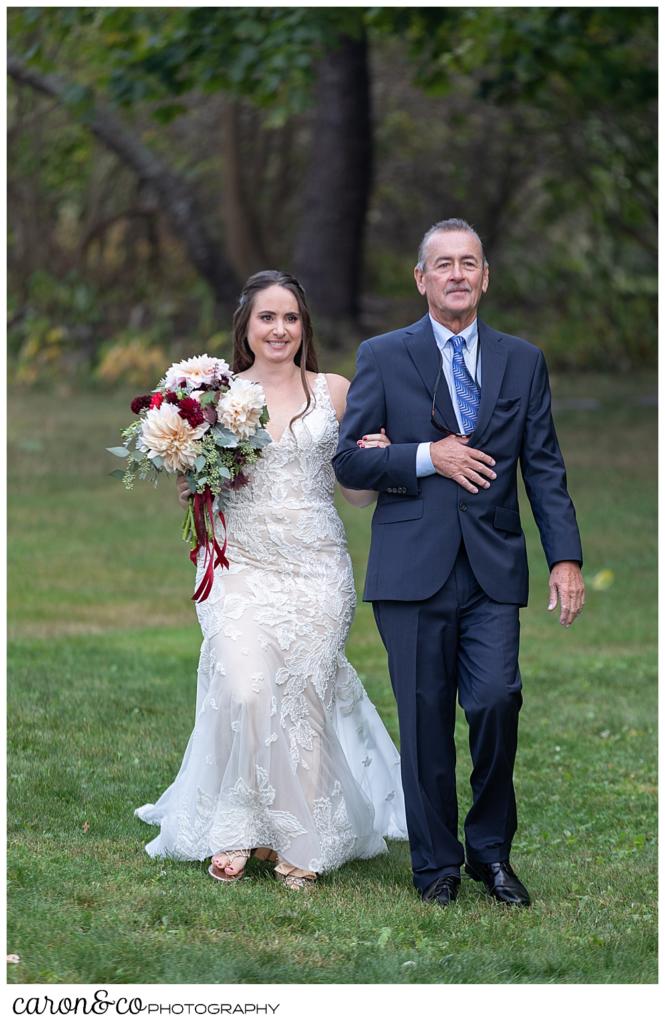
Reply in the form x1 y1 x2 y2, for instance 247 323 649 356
323 373 350 396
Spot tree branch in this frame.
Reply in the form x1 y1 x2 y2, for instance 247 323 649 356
8 52 240 304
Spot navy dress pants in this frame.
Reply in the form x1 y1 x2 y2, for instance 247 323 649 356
373 544 523 894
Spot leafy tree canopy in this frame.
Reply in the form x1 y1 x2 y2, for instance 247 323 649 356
11 6 656 120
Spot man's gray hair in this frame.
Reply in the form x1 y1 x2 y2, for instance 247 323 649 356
416 218 488 270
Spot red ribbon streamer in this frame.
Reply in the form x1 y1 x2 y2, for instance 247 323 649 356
189 487 229 602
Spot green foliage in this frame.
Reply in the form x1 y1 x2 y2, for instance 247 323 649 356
364 8 656 367
9 6 366 125
371 7 656 107
389 7 657 276
9 270 103 383
7 6 657 370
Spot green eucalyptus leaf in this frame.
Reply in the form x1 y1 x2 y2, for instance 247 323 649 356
251 427 273 449
212 426 239 447
107 446 130 458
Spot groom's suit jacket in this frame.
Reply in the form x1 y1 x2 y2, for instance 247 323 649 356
333 314 582 605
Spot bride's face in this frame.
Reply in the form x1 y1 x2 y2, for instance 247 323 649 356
246 285 303 367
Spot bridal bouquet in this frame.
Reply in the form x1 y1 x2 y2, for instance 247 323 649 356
108 354 271 601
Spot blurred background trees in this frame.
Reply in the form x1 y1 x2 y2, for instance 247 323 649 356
7 6 657 384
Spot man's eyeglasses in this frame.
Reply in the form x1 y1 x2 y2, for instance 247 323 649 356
430 361 466 437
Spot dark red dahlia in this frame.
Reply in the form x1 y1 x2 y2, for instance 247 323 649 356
178 397 205 428
130 394 152 414
164 390 179 404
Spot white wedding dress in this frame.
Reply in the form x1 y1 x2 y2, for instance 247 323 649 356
135 372 407 873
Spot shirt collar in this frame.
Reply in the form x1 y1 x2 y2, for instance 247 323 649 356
429 315 479 354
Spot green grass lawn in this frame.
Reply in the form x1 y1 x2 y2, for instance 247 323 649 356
7 372 657 984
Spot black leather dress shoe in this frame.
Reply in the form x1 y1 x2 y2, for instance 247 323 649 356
465 860 531 906
421 875 460 907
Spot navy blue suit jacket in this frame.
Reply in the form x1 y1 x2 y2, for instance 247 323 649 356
333 314 583 605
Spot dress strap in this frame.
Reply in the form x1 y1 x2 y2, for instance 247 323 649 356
313 372 342 430
313 372 334 411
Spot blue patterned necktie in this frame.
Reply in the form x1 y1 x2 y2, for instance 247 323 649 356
450 335 480 435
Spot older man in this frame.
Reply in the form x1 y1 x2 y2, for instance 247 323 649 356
333 218 584 907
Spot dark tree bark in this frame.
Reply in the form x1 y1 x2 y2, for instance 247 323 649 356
8 53 240 306
220 100 269 280
292 31 373 327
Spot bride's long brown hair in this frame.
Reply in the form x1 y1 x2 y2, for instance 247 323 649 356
232 270 319 431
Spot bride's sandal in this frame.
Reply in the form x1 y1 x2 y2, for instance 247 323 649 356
274 860 317 891
209 849 251 882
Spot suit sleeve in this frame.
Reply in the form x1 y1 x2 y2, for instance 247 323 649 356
520 350 583 569
332 341 419 495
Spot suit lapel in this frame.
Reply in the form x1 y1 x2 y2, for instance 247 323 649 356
469 319 508 444
403 315 459 434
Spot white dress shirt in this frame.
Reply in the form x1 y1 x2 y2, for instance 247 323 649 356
415 316 482 477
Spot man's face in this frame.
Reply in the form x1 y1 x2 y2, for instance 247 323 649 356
414 229 489 328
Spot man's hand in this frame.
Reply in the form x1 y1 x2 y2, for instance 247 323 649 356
548 561 585 627
429 436 496 494
176 473 192 510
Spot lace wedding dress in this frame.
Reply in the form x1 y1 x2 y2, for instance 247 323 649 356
135 373 407 873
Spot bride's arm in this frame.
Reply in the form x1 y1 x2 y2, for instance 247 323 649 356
326 373 387 508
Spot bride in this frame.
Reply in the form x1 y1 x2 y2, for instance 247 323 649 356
135 270 407 889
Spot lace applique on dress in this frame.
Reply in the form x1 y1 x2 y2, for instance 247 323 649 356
135 374 408 870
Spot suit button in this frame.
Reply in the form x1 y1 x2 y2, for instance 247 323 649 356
459 502 467 512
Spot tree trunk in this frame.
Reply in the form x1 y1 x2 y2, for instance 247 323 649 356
220 100 269 280
292 31 373 329
8 53 240 307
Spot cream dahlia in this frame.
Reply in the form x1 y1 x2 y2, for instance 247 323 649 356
217 378 266 441
163 354 230 390
138 402 209 473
